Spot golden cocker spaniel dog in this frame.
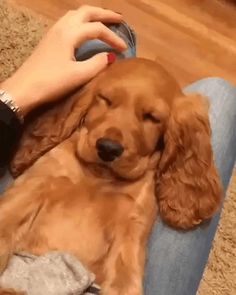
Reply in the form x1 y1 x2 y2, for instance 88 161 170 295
0 58 222 295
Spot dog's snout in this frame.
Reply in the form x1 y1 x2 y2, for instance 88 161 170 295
96 138 124 162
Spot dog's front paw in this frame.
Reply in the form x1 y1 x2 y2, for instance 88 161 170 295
102 285 142 295
0 239 12 275
0 287 25 295
0 253 10 274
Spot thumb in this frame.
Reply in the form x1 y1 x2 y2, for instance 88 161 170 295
75 52 117 84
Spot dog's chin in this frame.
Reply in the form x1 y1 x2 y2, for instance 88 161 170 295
112 161 148 180
77 148 145 180
100 161 146 181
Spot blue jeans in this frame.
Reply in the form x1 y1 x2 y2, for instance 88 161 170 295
144 78 236 295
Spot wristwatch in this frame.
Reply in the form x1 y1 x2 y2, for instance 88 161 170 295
0 90 24 173
0 90 24 124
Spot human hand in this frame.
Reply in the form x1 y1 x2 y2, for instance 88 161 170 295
1 6 127 116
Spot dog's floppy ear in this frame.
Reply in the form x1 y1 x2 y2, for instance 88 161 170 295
10 84 94 177
156 94 223 229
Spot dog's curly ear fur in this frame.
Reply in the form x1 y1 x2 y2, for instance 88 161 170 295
10 85 94 177
157 94 223 230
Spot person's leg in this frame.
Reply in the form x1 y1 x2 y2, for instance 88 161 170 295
75 22 136 61
144 77 236 295
0 170 13 194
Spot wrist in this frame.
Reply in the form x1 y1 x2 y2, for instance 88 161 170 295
0 76 39 116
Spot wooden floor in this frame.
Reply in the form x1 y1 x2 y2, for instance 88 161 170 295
11 0 236 87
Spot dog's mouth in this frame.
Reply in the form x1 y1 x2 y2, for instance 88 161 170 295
97 151 117 162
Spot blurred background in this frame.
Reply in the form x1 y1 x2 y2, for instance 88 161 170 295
11 0 236 87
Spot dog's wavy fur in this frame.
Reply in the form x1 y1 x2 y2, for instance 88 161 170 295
0 58 222 295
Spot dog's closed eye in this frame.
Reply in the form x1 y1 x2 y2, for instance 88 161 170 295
98 94 112 107
143 113 160 124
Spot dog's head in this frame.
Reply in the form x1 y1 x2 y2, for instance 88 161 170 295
76 59 178 179
11 58 222 229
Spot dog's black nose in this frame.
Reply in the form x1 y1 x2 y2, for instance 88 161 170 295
96 138 124 162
